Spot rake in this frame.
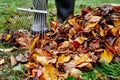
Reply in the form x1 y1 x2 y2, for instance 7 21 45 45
17 0 48 36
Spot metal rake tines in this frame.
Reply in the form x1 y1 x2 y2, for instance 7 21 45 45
32 0 47 38
17 0 48 38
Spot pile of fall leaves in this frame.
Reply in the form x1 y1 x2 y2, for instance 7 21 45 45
0 4 120 80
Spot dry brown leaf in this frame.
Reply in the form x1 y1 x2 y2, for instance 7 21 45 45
100 49 114 63
16 36 29 49
113 38 120 56
73 23 83 32
10 55 17 66
0 59 5 65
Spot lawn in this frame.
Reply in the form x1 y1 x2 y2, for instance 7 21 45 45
0 0 120 80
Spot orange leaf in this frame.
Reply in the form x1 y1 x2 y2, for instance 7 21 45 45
100 49 114 63
29 35 40 51
112 19 120 27
68 17 76 25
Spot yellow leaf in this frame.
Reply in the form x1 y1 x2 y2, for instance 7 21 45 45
5 34 11 41
111 27 118 35
86 16 101 28
100 29 105 37
100 49 114 63
68 17 76 25
29 35 39 51
75 37 87 44
113 19 120 27
61 41 70 47
42 64 57 80
57 54 71 64
74 54 89 65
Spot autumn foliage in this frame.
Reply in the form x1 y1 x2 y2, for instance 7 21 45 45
1 4 120 79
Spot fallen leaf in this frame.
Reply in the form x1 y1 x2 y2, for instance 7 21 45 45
0 47 14 53
16 54 28 63
10 55 17 66
68 17 76 25
5 34 11 41
112 19 120 27
41 64 57 80
75 37 87 44
16 36 29 49
85 16 101 28
57 54 71 64
74 53 91 65
0 59 5 65
29 35 40 50
100 49 114 63
24 63 36 69
36 56 48 65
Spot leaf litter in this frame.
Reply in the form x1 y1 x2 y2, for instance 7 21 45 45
1 4 120 79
